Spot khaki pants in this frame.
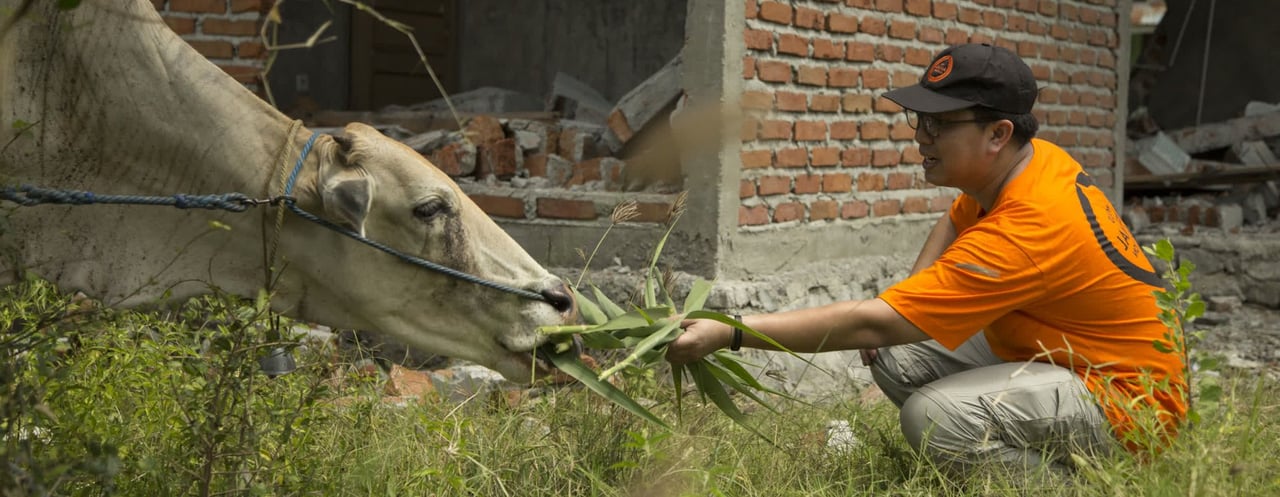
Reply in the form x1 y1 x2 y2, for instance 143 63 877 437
869 333 1115 476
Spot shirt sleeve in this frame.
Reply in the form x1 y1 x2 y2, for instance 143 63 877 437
879 222 1047 350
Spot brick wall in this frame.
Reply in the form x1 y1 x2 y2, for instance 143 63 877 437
153 0 269 90
739 0 1122 229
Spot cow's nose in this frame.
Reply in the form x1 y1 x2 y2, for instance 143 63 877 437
540 284 575 314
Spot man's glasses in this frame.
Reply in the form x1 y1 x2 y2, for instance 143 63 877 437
906 112 988 137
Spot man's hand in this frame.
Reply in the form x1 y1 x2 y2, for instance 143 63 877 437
860 349 878 367
665 317 732 365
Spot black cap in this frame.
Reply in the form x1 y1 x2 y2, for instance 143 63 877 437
882 43 1038 114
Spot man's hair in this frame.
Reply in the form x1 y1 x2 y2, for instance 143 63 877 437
971 106 1038 146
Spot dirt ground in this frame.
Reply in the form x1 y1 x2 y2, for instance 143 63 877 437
1197 303 1280 377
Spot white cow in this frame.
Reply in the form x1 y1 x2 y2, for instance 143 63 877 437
0 0 574 382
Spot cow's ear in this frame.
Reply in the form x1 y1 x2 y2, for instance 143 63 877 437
317 131 374 236
321 173 373 237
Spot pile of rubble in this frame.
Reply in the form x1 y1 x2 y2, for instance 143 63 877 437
1124 101 1280 232
309 55 687 193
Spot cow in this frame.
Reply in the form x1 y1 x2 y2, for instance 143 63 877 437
0 0 575 382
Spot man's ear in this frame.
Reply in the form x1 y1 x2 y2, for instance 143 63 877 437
988 120 1015 151
320 133 374 236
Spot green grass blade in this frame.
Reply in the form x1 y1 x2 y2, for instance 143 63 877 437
592 307 674 333
657 267 676 310
537 324 597 335
671 363 685 423
684 310 822 370
579 332 627 349
598 318 682 381
710 351 798 402
545 349 669 429
687 361 777 447
703 359 778 415
572 287 608 326
591 285 626 319
643 274 657 308
681 278 714 313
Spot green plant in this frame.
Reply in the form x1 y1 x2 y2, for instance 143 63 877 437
1144 239 1217 425
539 193 806 439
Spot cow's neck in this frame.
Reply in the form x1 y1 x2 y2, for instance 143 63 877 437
1 0 328 310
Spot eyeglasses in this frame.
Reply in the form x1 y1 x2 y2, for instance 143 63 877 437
906 112 988 137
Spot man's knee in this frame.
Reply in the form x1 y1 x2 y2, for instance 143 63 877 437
899 386 988 464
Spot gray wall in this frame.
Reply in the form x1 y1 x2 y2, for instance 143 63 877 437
456 0 687 102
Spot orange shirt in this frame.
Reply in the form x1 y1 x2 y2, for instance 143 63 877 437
879 139 1186 444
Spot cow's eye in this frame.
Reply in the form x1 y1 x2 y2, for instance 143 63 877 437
412 199 448 222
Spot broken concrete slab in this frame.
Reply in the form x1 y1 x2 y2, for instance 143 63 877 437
401 129 453 153
546 72 613 126
1135 131 1191 175
607 52 684 145
1167 108 1280 155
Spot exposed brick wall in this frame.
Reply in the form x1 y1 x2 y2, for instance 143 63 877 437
739 0 1122 228
154 0 269 91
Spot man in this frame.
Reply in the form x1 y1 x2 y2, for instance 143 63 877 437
666 44 1185 475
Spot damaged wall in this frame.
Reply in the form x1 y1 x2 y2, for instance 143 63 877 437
456 0 687 102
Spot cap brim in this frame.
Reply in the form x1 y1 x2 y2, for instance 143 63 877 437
882 85 976 113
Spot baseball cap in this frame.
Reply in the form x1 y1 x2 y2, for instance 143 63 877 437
882 43 1038 114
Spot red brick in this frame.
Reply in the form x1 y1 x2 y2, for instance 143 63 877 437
810 200 839 221
843 94 873 113
902 146 924 164
813 39 844 60
905 47 933 67
887 172 913 190
758 176 792 196
796 121 827 141
828 68 859 88
760 120 793 140
889 20 915 39
919 27 943 44
774 202 805 223
797 66 828 86
470 194 525 219
536 198 597 220
759 1 793 25
945 27 968 45
776 148 809 167
633 202 674 223
903 196 929 214
795 174 823 194
741 117 758 141
858 173 885 191
958 7 982 25
934 2 958 19
776 91 807 111
740 205 770 226
795 7 825 29
478 139 520 180
164 16 196 34
846 41 875 62
1017 41 1038 58
1059 3 1077 20
812 147 841 167
171 0 223 13
875 96 904 113
829 13 859 33
429 143 470 176
831 121 859 140
188 40 233 59
1008 14 1027 32
746 0 759 19
778 34 809 56
860 121 889 140
230 0 262 13
810 94 840 112
875 0 903 12
741 150 773 169
842 200 870 219
1017 0 1038 12
743 56 756 79
218 64 258 84
818 173 852 195
757 60 793 83
745 29 773 51
872 148 901 166
890 121 915 141
202 19 258 36
237 41 265 59
741 179 757 198
842 148 872 166
567 157 604 185
879 45 904 63
1039 0 1057 16
872 199 902 217
860 17 886 35
861 69 889 89
983 11 1005 29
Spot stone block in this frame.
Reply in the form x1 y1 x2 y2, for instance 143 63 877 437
463 115 506 146
427 141 477 177
477 138 521 180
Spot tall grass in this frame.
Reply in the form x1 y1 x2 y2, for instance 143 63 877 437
3 276 1279 496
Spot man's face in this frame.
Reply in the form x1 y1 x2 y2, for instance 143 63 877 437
912 109 993 189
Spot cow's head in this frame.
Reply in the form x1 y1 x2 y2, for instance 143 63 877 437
287 122 574 382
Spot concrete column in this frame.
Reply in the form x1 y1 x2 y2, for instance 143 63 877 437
1114 0 1133 206
679 0 744 279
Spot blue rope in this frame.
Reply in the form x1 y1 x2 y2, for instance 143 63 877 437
0 186 254 211
282 132 547 302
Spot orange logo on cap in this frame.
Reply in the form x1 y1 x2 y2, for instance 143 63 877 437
927 55 954 83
